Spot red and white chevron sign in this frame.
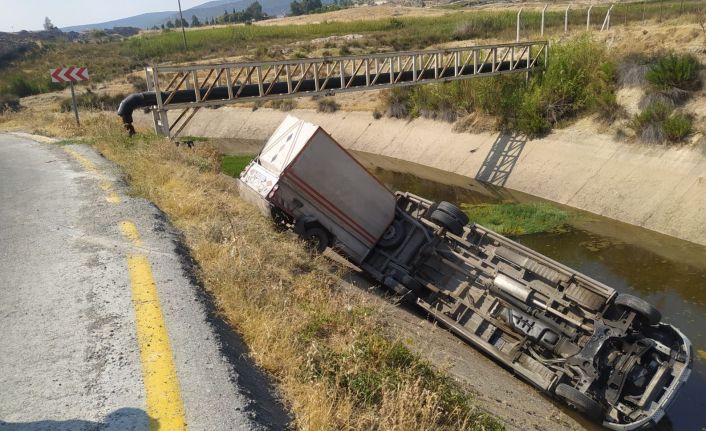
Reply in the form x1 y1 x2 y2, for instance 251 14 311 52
50 66 89 83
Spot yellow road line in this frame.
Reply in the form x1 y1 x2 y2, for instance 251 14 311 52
63 147 121 204
119 220 144 247
128 254 189 431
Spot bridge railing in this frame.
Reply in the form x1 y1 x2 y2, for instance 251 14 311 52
145 40 548 137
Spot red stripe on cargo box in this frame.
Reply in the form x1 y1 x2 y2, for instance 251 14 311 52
285 171 378 244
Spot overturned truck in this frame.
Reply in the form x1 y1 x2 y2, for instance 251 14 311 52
239 116 691 430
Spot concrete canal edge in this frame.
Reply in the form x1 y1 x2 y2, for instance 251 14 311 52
135 107 706 247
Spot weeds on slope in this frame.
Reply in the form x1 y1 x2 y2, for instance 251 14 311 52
382 36 618 137
626 52 701 144
6 109 502 431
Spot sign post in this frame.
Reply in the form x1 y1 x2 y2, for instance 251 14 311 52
69 81 80 126
50 66 89 126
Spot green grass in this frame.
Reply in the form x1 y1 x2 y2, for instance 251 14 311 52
221 155 255 177
461 202 569 236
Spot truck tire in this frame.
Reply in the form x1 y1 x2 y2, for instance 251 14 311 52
615 294 661 326
430 209 464 236
555 384 603 420
379 220 405 249
303 226 330 253
437 201 470 226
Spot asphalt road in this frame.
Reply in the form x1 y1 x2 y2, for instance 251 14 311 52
0 134 289 431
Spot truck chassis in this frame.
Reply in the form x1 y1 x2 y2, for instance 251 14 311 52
360 192 691 430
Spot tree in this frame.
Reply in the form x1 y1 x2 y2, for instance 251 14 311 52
43 17 56 31
303 0 322 12
166 20 175 28
191 15 201 27
290 0 321 16
290 0 304 15
245 1 265 20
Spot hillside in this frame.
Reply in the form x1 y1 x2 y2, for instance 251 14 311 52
61 0 325 32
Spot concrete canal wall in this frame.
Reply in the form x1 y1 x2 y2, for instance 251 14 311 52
135 107 706 247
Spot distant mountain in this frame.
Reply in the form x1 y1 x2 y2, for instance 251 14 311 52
61 0 298 32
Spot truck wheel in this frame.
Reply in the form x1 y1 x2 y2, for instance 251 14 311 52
555 384 603 421
430 210 464 236
437 201 470 226
379 220 405 249
303 227 330 253
614 294 661 326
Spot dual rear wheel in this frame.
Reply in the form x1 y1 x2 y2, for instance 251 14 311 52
430 201 469 236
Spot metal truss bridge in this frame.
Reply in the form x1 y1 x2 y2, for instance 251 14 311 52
117 41 547 137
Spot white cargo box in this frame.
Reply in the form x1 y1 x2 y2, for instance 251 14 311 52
240 115 396 263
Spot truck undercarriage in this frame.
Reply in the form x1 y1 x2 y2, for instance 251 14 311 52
361 193 691 430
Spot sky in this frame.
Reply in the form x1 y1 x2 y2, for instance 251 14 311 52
0 0 207 32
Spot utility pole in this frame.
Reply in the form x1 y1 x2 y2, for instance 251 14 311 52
177 0 188 50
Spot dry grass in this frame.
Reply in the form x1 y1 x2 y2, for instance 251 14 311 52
0 109 502 431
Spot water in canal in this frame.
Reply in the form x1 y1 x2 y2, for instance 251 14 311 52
352 150 706 431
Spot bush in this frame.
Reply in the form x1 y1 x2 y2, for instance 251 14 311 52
383 88 412 118
630 101 671 143
629 102 691 144
126 74 148 92
525 37 614 133
663 113 692 142
268 99 296 111
0 94 21 113
317 97 339 113
618 54 649 87
60 90 126 112
0 74 58 98
595 91 626 125
645 53 701 92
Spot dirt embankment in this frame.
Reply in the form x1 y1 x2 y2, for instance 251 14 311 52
135 107 706 248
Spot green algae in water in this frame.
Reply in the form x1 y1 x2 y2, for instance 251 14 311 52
461 202 569 236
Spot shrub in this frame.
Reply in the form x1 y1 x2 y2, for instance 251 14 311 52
0 74 58 98
595 90 626 124
618 54 649 87
663 113 692 142
527 37 613 131
517 89 549 136
0 94 21 113
126 74 148 92
60 90 126 112
638 91 675 110
629 102 692 144
338 45 351 56
268 99 297 111
383 88 412 119
317 98 339 113
646 53 701 92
